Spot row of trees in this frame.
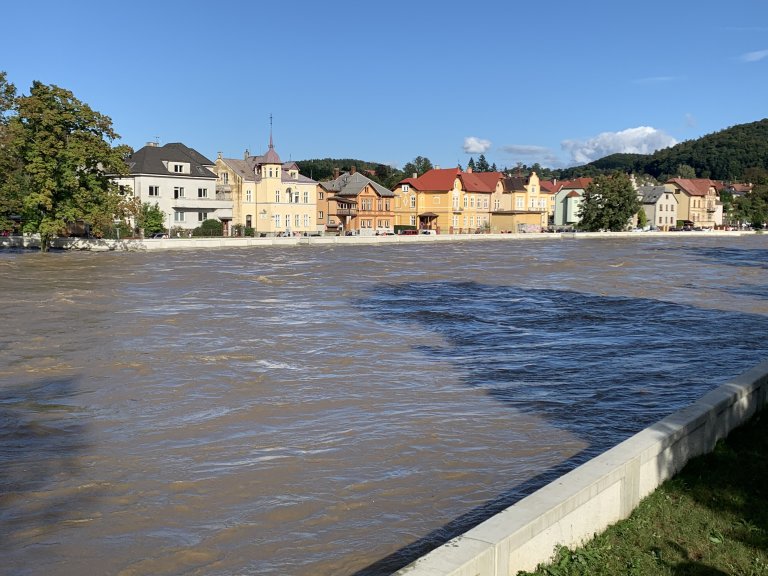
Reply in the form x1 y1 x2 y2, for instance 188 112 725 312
0 71 133 251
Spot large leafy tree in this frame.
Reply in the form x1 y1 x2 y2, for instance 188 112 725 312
401 155 433 178
732 173 768 228
0 72 23 233
2 77 131 250
578 172 640 231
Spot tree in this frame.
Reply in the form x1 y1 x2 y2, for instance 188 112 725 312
578 173 640 231
3 78 130 250
675 164 696 178
192 218 223 237
733 173 768 228
401 156 433 178
476 154 490 172
636 208 648 229
137 202 166 235
0 72 22 233
467 157 476 172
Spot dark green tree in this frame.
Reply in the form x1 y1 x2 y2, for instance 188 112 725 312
578 173 640 231
732 174 768 228
467 157 476 172
401 156 433 178
3 78 131 250
675 164 696 178
0 72 22 233
636 208 648 229
193 218 224 237
476 154 490 172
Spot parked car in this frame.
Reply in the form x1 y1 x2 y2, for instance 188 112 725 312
420 229 435 235
399 229 418 235
151 232 169 239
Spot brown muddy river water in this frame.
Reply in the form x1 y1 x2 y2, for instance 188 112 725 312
2 235 768 575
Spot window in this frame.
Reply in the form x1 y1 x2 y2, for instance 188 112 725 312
246 190 252 202
319 191 324 200
483 198 488 209
304 214 310 227
433 196 440 205
274 214 280 227
410 215 416 226
463 196 468 208
380 219 389 228
402 184 409 192
149 185 159 197
410 195 416 209
377 199 383 211
275 190 280 203
173 164 183 173
303 191 309 203
470 216 475 227
269 168 273 178
318 211 324 220
494 199 500 210
516 197 524 209
246 215 252 228
198 188 208 198
295 214 300 228
174 187 185 199
198 212 208 222
221 172 229 184
470 196 475 208
174 211 185 222
361 198 372 211
385 200 390 211
452 216 458 227
285 214 290 228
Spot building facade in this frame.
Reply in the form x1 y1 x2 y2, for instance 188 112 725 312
638 185 678 230
319 169 394 235
213 137 318 236
116 142 229 234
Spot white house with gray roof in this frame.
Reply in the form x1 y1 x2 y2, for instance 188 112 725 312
116 142 231 235
638 185 678 231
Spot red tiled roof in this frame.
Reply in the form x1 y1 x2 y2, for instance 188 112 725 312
399 167 460 191
539 180 561 194
461 171 502 193
666 178 716 196
560 177 593 190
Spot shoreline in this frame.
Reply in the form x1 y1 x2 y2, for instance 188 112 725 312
0 230 758 252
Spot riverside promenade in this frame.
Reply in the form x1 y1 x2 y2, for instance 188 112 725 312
0 230 757 251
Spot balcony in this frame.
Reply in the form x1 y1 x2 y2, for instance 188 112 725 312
173 196 232 209
452 206 463 213
334 208 358 216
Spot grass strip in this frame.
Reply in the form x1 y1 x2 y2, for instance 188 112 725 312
518 409 768 576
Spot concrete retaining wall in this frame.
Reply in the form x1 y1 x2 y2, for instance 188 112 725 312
395 360 768 575
0 230 754 251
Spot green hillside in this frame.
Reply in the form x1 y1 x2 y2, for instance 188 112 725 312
560 119 768 181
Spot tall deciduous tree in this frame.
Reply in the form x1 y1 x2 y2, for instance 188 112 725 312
0 72 22 233
401 156 433 178
578 173 640 231
4 79 131 250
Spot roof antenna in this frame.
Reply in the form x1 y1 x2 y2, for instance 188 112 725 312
269 113 274 149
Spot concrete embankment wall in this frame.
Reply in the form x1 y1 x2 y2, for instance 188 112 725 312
394 360 768 576
0 230 754 251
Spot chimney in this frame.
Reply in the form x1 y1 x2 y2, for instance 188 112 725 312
412 172 418 179
466 166 473 173
333 167 340 179
350 166 356 174
244 149 250 160
146 141 158 148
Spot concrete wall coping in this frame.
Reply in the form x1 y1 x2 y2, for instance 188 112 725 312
396 359 768 575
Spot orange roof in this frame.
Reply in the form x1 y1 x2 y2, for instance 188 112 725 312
560 177 593 190
666 178 717 196
460 171 502 192
399 167 460 191
539 180 561 194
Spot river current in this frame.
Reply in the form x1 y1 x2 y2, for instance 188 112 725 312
2 235 768 575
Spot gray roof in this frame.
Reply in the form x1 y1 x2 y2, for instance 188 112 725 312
221 157 257 182
638 185 669 204
221 147 316 185
319 171 394 198
126 143 216 178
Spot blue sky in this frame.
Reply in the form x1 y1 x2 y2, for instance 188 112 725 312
2 0 767 170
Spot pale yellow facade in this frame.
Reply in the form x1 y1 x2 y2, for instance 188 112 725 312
213 149 318 235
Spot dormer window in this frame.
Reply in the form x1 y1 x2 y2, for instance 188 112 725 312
402 184 409 192
173 164 183 173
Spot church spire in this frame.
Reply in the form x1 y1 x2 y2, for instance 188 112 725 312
269 113 274 150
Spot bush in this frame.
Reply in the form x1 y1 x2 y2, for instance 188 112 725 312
192 219 223 237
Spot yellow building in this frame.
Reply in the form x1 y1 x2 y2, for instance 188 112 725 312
214 136 318 235
393 168 500 233
490 171 548 232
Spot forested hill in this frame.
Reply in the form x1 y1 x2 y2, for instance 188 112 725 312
559 118 768 181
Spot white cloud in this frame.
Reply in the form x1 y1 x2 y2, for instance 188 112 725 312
561 126 677 165
463 136 492 154
739 49 768 62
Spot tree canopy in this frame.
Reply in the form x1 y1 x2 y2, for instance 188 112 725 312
0 74 132 249
578 173 640 231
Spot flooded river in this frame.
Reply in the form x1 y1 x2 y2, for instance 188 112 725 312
2 235 768 575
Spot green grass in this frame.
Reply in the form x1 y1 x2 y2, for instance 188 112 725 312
518 410 768 576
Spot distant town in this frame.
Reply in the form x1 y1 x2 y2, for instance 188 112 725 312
110 139 750 240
